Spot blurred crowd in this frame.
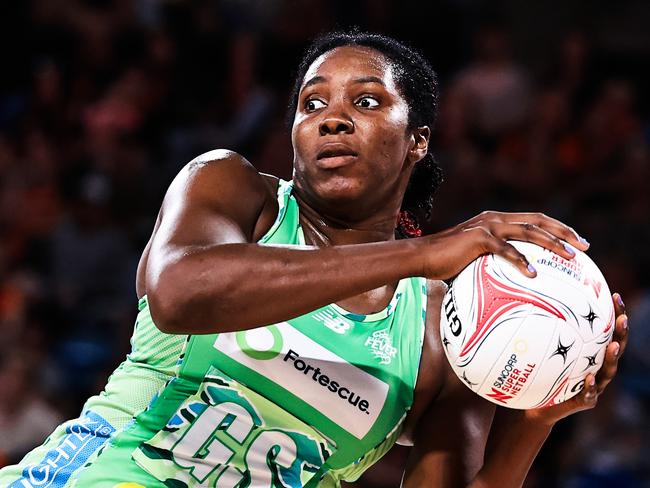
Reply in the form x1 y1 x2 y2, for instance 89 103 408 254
0 0 648 486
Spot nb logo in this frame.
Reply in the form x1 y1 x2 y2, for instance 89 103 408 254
312 309 352 334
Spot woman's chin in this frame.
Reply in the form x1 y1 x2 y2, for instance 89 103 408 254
313 175 367 202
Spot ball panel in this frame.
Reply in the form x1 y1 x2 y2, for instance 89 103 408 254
516 240 614 341
445 303 538 400
527 324 584 408
475 313 558 409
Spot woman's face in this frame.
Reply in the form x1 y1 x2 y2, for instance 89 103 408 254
291 45 423 220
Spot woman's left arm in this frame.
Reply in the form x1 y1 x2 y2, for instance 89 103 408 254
474 292 629 488
402 293 629 488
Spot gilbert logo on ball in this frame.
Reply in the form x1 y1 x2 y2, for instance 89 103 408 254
440 241 614 409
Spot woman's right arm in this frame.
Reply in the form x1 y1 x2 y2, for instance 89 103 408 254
146 150 425 333
146 150 587 334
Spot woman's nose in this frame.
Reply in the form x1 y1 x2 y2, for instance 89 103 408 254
319 115 354 136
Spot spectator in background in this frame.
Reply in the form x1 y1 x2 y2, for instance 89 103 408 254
557 79 641 176
491 88 571 207
50 170 136 348
445 25 531 149
0 351 63 467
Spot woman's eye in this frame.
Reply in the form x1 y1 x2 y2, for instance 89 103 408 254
356 96 379 108
305 99 326 111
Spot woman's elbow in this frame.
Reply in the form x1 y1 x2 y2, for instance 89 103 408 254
145 257 238 334
147 286 190 334
147 281 230 334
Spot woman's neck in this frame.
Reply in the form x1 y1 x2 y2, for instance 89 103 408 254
294 194 398 247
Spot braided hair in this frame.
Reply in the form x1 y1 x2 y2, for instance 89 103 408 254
286 30 444 238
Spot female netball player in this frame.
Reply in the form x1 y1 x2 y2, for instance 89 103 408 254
0 31 628 488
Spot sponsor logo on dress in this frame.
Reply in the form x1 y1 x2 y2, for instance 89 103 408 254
235 324 283 360
364 329 397 365
214 323 389 439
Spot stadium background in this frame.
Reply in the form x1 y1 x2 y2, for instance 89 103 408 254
0 0 648 486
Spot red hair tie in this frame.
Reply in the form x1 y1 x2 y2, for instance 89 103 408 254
398 210 422 238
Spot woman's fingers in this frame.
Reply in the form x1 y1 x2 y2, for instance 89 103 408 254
595 341 621 394
496 221 578 261
430 211 588 281
477 211 589 252
510 212 588 251
477 219 579 276
558 373 598 416
480 231 537 277
612 293 629 356
595 293 629 394
614 292 626 316
612 294 630 358
527 373 598 425
577 373 599 409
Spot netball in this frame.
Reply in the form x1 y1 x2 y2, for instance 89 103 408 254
440 241 615 409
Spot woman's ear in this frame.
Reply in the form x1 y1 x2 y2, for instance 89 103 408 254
409 126 430 163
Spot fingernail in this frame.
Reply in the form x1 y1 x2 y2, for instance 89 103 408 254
617 295 625 307
622 318 628 331
579 236 590 247
588 376 596 387
613 344 620 357
527 263 537 274
564 243 576 256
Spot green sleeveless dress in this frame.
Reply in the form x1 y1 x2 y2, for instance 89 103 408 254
0 179 427 488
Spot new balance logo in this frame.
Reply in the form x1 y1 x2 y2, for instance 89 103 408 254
312 309 352 334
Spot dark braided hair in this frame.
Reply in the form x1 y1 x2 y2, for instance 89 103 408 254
286 30 444 239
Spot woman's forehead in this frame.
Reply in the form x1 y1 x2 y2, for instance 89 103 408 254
301 45 396 89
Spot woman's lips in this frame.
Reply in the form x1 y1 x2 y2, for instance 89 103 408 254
316 144 358 169
316 154 358 169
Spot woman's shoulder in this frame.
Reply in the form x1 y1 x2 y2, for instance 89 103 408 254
171 149 281 240
178 149 273 191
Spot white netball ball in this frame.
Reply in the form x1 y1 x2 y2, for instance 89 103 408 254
440 241 614 409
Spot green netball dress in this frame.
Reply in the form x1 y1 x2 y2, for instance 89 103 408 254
0 179 427 488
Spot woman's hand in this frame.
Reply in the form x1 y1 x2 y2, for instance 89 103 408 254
420 211 590 281
521 292 629 426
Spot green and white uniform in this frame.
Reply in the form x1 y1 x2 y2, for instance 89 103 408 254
0 179 427 488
